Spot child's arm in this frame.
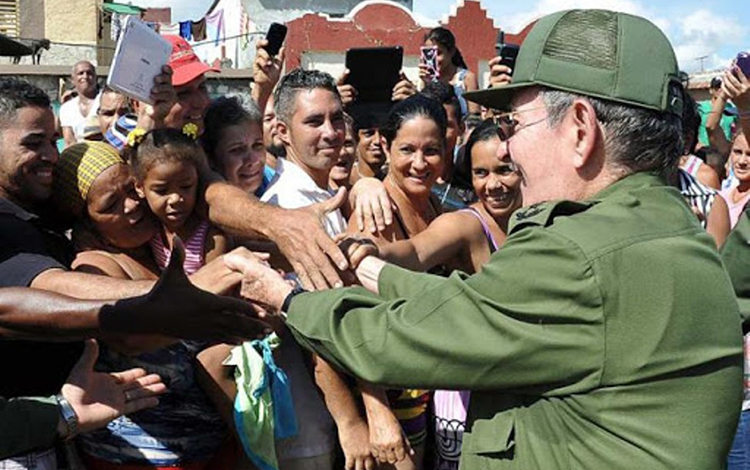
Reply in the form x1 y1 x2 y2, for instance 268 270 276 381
204 225 232 264
359 381 412 466
312 355 375 470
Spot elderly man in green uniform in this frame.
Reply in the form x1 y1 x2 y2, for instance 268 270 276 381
226 9 743 469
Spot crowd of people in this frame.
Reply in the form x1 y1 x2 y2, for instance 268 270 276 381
2 8 750 470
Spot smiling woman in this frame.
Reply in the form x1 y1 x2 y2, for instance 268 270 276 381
346 94 449 470
52 141 234 469
349 94 447 243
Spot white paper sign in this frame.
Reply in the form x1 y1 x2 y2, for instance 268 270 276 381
107 17 171 104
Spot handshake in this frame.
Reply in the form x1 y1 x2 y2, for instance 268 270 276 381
225 235 381 317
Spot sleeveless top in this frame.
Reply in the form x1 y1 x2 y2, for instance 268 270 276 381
682 154 704 178
679 169 716 229
458 206 499 253
150 219 210 275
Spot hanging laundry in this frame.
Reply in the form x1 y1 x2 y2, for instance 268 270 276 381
191 18 207 42
205 8 225 46
240 8 251 50
179 21 192 40
159 23 180 36
111 12 134 42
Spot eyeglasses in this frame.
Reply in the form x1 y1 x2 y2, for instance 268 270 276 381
492 106 548 140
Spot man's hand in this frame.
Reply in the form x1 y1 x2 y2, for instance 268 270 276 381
252 39 284 108
189 247 269 295
224 249 293 314
136 65 176 131
338 419 376 470
337 69 358 107
337 235 379 270
61 339 166 435
101 238 270 342
392 71 416 102
488 56 513 88
266 187 350 290
723 67 750 113
350 177 395 233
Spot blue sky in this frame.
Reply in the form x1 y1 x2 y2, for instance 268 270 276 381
136 0 748 73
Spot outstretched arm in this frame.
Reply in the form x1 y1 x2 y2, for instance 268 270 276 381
203 173 349 289
225 229 603 392
313 356 375 470
379 211 480 272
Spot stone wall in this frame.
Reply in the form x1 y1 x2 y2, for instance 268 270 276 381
0 66 253 105
19 0 45 39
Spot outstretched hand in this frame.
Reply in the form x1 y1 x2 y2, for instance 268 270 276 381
62 339 166 435
101 238 270 342
350 177 395 233
224 249 293 315
269 187 350 290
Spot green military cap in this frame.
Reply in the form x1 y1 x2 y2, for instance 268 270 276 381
464 9 684 115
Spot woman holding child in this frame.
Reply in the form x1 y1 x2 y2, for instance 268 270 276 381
53 138 239 469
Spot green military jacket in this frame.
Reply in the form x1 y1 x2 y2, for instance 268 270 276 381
287 172 743 470
722 207 750 325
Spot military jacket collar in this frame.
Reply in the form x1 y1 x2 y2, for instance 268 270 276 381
508 172 666 235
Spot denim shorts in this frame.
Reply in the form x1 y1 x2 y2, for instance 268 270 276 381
0 448 56 470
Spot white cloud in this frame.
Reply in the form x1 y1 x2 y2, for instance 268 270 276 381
495 1 746 74
673 9 746 72
501 0 669 33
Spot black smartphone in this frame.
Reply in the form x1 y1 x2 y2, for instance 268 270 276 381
736 52 750 79
264 22 287 57
345 46 403 103
496 31 519 71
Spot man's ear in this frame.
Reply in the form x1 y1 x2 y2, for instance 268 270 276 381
131 99 142 114
569 98 599 170
276 119 291 146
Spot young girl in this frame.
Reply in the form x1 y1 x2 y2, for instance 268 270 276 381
128 127 229 274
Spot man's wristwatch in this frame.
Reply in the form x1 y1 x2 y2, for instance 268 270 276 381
55 393 78 440
281 285 307 317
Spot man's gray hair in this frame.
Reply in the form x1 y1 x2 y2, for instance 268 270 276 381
541 87 683 178
273 68 341 125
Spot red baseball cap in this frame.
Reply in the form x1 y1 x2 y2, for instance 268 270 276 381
164 35 219 87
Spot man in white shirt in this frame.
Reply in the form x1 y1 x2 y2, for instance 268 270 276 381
58 61 101 147
261 68 348 236
260 69 377 470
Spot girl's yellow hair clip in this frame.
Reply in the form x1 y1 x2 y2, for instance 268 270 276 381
126 128 147 148
182 123 198 140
